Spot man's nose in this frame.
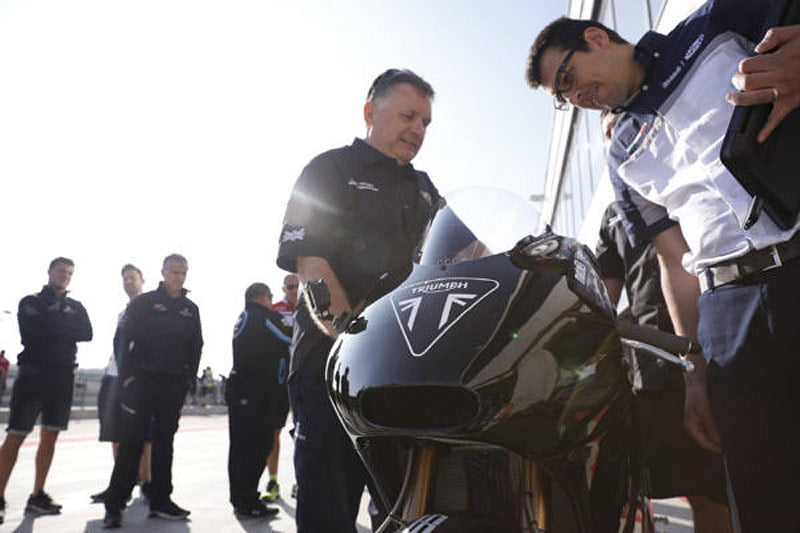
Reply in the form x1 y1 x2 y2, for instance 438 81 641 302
411 117 426 136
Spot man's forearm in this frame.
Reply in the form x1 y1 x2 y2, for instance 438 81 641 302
652 228 703 374
652 226 722 452
296 256 353 338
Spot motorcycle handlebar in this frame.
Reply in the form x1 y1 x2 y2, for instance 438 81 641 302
616 322 701 356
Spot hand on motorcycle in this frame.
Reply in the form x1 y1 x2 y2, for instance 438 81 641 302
683 353 722 453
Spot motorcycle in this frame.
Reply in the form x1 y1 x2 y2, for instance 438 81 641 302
317 188 697 532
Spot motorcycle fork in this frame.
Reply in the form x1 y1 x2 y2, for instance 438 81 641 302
400 443 437 520
523 459 549 532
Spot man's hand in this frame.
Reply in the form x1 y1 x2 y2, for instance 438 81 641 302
683 354 722 453
297 256 353 339
123 376 135 387
727 24 800 143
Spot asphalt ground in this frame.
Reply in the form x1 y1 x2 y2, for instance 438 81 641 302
0 413 370 532
0 413 693 532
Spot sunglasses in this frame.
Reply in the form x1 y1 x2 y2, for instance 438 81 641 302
553 43 581 110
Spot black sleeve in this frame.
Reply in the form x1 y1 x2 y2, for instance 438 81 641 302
120 295 146 379
276 153 348 273
595 206 626 281
712 0 780 44
188 306 203 379
70 301 93 343
17 295 92 344
18 296 49 344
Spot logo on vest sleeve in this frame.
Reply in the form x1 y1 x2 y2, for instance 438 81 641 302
390 277 499 357
281 227 306 243
347 178 380 192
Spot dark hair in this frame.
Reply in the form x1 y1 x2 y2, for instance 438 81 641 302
526 17 627 89
162 253 188 269
49 257 74 270
121 263 143 278
245 282 272 303
367 68 435 102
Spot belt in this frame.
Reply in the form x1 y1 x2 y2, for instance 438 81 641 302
700 231 800 292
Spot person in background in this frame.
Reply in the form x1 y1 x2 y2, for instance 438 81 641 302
0 257 93 523
102 254 203 528
0 351 9 405
262 273 298 503
91 264 152 504
227 282 290 519
200 366 214 406
277 68 441 532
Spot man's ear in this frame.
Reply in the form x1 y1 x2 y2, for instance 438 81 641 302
363 100 375 128
583 26 610 49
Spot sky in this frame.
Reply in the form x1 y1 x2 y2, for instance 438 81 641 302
0 0 565 373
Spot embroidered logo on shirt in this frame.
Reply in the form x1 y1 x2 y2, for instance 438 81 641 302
281 227 306 243
347 178 380 192
179 307 193 318
153 303 168 312
661 34 704 90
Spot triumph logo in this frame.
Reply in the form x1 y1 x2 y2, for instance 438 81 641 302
391 277 499 357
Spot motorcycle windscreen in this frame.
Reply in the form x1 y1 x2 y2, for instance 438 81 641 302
418 187 541 266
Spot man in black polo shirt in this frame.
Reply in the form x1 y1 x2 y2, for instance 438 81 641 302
102 253 203 529
0 257 92 523
226 282 289 519
276 68 441 532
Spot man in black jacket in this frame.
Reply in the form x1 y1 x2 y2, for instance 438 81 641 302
277 68 441 532
227 282 290 519
102 254 203 529
0 257 93 523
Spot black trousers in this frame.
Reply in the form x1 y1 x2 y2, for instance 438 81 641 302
226 372 277 509
105 372 188 511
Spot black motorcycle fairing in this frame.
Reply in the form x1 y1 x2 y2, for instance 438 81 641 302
328 245 626 461
325 187 637 531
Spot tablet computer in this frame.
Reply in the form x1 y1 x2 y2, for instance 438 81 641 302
720 0 800 230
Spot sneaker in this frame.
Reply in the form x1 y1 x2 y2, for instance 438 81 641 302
102 509 123 529
261 480 280 503
91 488 109 503
140 481 152 501
234 502 279 519
26 491 62 515
149 499 190 520
0 497 5 524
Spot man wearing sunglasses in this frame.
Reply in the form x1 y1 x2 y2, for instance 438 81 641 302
526 2 800 531
277 69 442 532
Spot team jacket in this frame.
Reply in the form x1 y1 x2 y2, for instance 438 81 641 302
17 285 93 368
610 0 800 273
231 300 292 386
272 299 295 329
120 282 203 380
